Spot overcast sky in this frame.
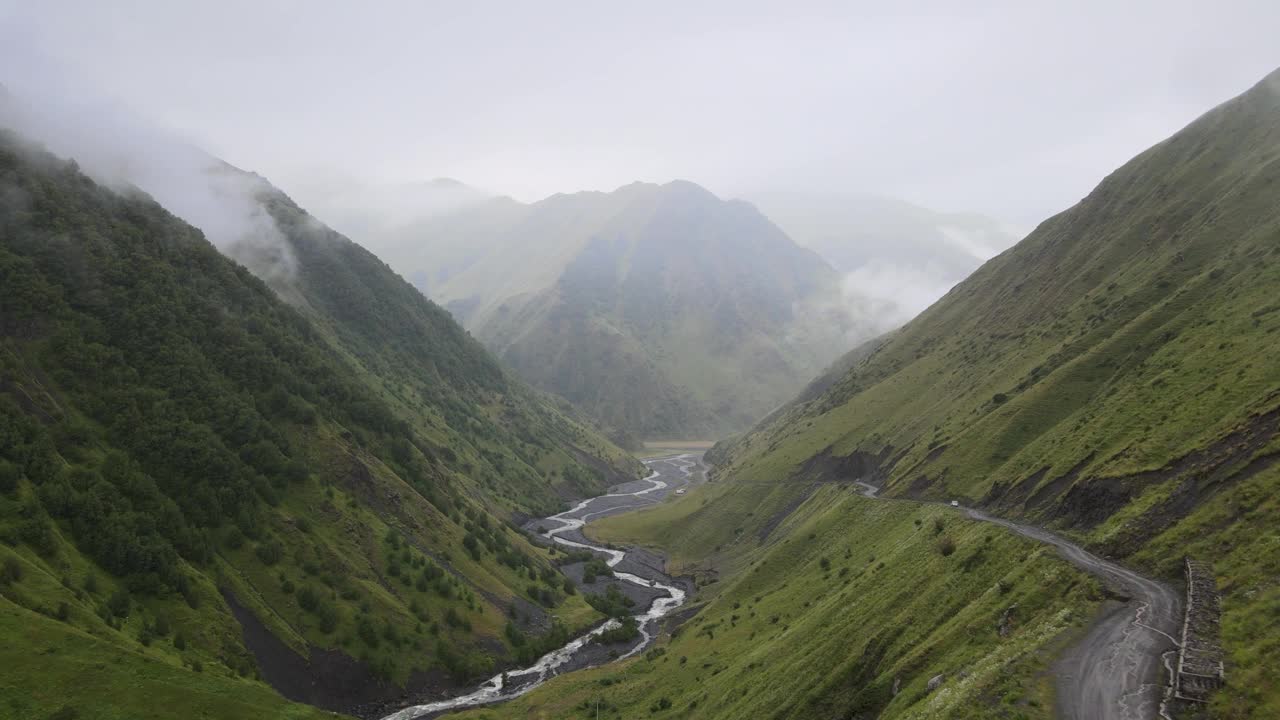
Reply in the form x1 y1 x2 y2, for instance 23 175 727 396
2 1 1277 226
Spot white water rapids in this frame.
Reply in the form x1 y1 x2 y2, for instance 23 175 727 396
381 454 697 720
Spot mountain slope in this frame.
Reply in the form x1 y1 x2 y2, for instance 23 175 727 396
429 66 1280 720
705 67 1280 717
248 172 643 512
381 181 862 439
0 129 638 720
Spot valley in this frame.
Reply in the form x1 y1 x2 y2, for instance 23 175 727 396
408 457 1179 720
382 454 702 719
2 10 1277 720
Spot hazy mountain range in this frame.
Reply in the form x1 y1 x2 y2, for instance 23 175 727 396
744 191 1022 327
379 181 862 439
346 179 1016 440
443 65 1280 720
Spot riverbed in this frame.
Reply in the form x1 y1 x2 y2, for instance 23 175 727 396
380 453 703 720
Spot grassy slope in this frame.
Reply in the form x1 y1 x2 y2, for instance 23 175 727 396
443 68 1280 720
450 485 1100 720
0 133 637 719
702 69 1280 717
0 568 339 720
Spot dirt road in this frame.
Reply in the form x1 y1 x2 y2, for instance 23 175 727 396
856 482 1181 720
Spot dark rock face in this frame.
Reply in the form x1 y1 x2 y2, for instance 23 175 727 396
221 589 443 718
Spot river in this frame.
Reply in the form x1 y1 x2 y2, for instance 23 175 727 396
380 453 701 720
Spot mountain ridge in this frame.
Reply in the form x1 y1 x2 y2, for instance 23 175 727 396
381 178 862 439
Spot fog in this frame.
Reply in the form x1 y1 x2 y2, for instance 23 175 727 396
2 2 1278 336
0 45 297 282
4 2 1277 227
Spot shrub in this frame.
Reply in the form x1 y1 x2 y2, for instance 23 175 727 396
357 617 379 648
938 537 957 557
316 602 339 633
0 460 19 495
255 540 283 566
594 617 640 646
106 588 130 617
297 585 319 612
1 556 22 584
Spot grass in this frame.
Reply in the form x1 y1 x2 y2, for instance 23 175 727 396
447 485 1100 720
0 426 613 718
0 593 340 720
1131 462 1280 719
702 68 1280 717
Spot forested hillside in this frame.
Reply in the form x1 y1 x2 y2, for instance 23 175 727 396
0 130 639 719
250 170 642 511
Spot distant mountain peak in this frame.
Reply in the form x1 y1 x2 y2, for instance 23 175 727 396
424 176 471 189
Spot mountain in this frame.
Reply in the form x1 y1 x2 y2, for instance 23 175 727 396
746 191 1021 328
746 192 1018 274
436 67 1280 720
287 176 496 293
702 68 1280 716
0 124 643 720
374 180 865 440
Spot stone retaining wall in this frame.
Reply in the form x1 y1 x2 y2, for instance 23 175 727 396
1175 558 1225 703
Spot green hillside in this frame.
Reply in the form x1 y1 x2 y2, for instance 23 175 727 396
378 180 862 439
438 67 1280 720
0 130 639 719
449 484 1101 720
702 68 1280 717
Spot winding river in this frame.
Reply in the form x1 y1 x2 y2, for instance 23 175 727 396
381 454 700 720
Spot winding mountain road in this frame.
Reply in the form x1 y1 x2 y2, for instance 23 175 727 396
856 482 1181 720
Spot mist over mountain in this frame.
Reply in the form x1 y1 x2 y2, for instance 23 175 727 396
746 191 1021 329
366 179 867 439
4 6 1279 720
288 176 496 287
697 65 1280 720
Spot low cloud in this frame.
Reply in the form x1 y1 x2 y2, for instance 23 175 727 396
0 51 295 282
840 261 964 335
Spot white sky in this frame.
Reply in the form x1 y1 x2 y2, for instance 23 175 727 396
2 1 1277 225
